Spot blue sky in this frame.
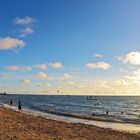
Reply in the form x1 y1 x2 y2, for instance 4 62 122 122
1 0 140 95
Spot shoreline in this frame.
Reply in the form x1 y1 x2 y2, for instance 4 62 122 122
28 106 140 124
2 103 140 133
0 107 140 140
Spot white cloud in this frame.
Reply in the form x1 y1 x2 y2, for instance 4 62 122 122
65 81 75 85
85 61 111 70
20 79 31 84
124 69 140 81
14 17 36 26
0 74 11 79
133 69 140 76
120 51 140 65
119 68 140 87
43 82 51 87
34 64 47 70
0 37 25 50
20 27 34 37
94 53 103 58
50 62 63 69
5 65 32 71
36 72 47 79
116 79 130 86
37 82 51 88
61 73 74 80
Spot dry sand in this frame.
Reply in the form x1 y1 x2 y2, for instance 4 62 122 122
0 107 140 140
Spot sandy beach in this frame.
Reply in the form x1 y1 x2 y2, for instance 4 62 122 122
0 107 139 140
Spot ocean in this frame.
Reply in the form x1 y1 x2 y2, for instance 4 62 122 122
1 94 140 125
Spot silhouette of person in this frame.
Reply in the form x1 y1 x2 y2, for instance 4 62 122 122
106 111 109 115
10 98 13 106
18 100 22 111
121 111 123 114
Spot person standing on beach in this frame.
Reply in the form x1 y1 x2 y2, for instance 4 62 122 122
18 100 22 111
10 98 13 106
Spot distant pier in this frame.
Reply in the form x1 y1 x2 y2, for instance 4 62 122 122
0 92 6 95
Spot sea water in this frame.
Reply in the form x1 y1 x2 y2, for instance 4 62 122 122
1 95 140 124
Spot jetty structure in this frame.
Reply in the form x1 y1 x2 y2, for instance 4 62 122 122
0 92 6 95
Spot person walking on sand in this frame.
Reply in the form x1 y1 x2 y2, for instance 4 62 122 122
18 100 22 111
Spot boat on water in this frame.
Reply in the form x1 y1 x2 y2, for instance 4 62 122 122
87 96 97 100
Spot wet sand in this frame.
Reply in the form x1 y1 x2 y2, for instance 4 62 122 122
0 107 140 140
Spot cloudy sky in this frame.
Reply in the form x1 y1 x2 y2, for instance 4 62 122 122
1 0 140 95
